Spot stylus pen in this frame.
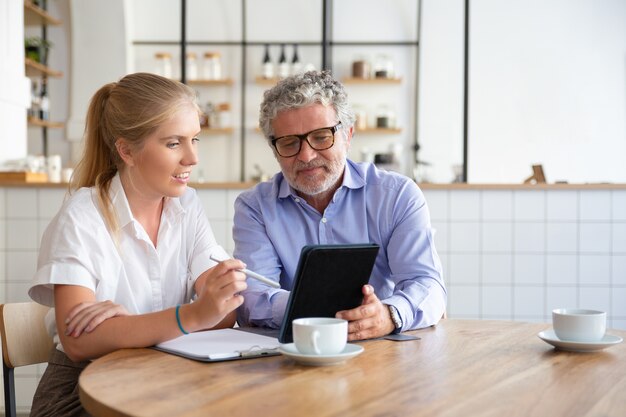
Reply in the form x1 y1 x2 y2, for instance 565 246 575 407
209 255 281 289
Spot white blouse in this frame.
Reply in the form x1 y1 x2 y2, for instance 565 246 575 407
29 174 228 345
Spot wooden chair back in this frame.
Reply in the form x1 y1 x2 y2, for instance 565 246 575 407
1 302 53 417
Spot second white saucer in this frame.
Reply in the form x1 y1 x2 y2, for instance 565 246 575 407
278 343 364 366
538 329 623 352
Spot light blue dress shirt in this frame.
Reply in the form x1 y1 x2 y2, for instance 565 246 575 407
233 160 447 332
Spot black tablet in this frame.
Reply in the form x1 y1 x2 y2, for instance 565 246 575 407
278 243 380 343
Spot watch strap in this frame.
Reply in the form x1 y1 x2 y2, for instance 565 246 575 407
387 304 402 333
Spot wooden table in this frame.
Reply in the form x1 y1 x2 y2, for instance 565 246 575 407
78 319 626 417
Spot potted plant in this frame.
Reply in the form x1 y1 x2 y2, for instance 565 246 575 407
25 36 53 66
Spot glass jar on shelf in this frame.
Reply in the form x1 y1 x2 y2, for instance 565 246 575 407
373 54 394 79
203 52 222 80
154 52 173 78
352 104 368 130
216 103 232 129
351 55 370 79
186 52 198 80
376 104 396 129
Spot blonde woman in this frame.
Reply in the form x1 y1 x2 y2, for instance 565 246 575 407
28 73 246 416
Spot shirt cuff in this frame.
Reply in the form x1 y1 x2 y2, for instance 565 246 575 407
382 295 413 333
270 291 290 328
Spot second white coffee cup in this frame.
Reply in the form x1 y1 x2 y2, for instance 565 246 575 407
292 317 347 355
552 308 606 342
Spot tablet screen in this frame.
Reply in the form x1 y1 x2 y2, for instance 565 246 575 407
278 243 380 343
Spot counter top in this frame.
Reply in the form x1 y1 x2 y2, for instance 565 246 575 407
1 181 625 190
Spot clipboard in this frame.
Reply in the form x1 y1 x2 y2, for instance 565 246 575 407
154 328 280 362
278 243 380 343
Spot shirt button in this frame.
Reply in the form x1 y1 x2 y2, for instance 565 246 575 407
321 218 327 223
294 198 300 203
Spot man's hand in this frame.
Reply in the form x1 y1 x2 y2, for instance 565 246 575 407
65 300 130 338
335 284 396 341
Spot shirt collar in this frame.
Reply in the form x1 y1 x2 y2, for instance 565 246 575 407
109 173 134 229
277 158 366 200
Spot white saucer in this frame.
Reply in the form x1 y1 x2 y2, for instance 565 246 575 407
278 343 364 366
538 329 623 352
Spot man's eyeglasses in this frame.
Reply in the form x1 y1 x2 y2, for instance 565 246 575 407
270 123 343 157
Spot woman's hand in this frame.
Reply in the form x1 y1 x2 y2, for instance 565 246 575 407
184 259 248 331
65 300 130 338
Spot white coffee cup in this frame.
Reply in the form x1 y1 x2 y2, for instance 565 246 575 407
292 317 347 355
552 308 606 342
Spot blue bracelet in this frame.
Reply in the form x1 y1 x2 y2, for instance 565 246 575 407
175 305 189 335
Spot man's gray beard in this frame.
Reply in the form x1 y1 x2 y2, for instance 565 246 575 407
287 159 345 196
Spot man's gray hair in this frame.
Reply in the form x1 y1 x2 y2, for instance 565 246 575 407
259 70 356 140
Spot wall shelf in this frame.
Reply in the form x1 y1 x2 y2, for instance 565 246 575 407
201 126 234 134
24 0 63 156
187 78 234 86
356 127 402 134
255 76 280 85
343 77 402 85
27 116 64 129
25 58 63 78
24 1 61 26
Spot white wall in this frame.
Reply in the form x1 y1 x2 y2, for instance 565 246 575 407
418 0 466 183
419 0 626 184
0 0 30 166
468 0 626 183
67 0 129 142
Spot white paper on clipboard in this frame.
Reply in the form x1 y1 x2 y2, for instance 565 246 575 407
154 328 280 362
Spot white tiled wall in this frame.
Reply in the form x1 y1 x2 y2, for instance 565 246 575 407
2 185 626 413
424 188 626 328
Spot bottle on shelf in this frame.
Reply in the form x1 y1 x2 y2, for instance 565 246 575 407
186 52 198 80
154 52 173 78
28 79 40 119
203 52 222 80
278 44 290 79
291 44 302 75
39 80 50 121
205 102 217 128
262 44 274 79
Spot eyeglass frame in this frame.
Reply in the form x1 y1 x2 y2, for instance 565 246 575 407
269 122 343 157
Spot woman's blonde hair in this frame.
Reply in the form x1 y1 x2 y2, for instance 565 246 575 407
71 72 199 234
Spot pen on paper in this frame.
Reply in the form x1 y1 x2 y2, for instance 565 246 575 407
209 255 281 289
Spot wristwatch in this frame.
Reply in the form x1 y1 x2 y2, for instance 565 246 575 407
387 304 402 332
